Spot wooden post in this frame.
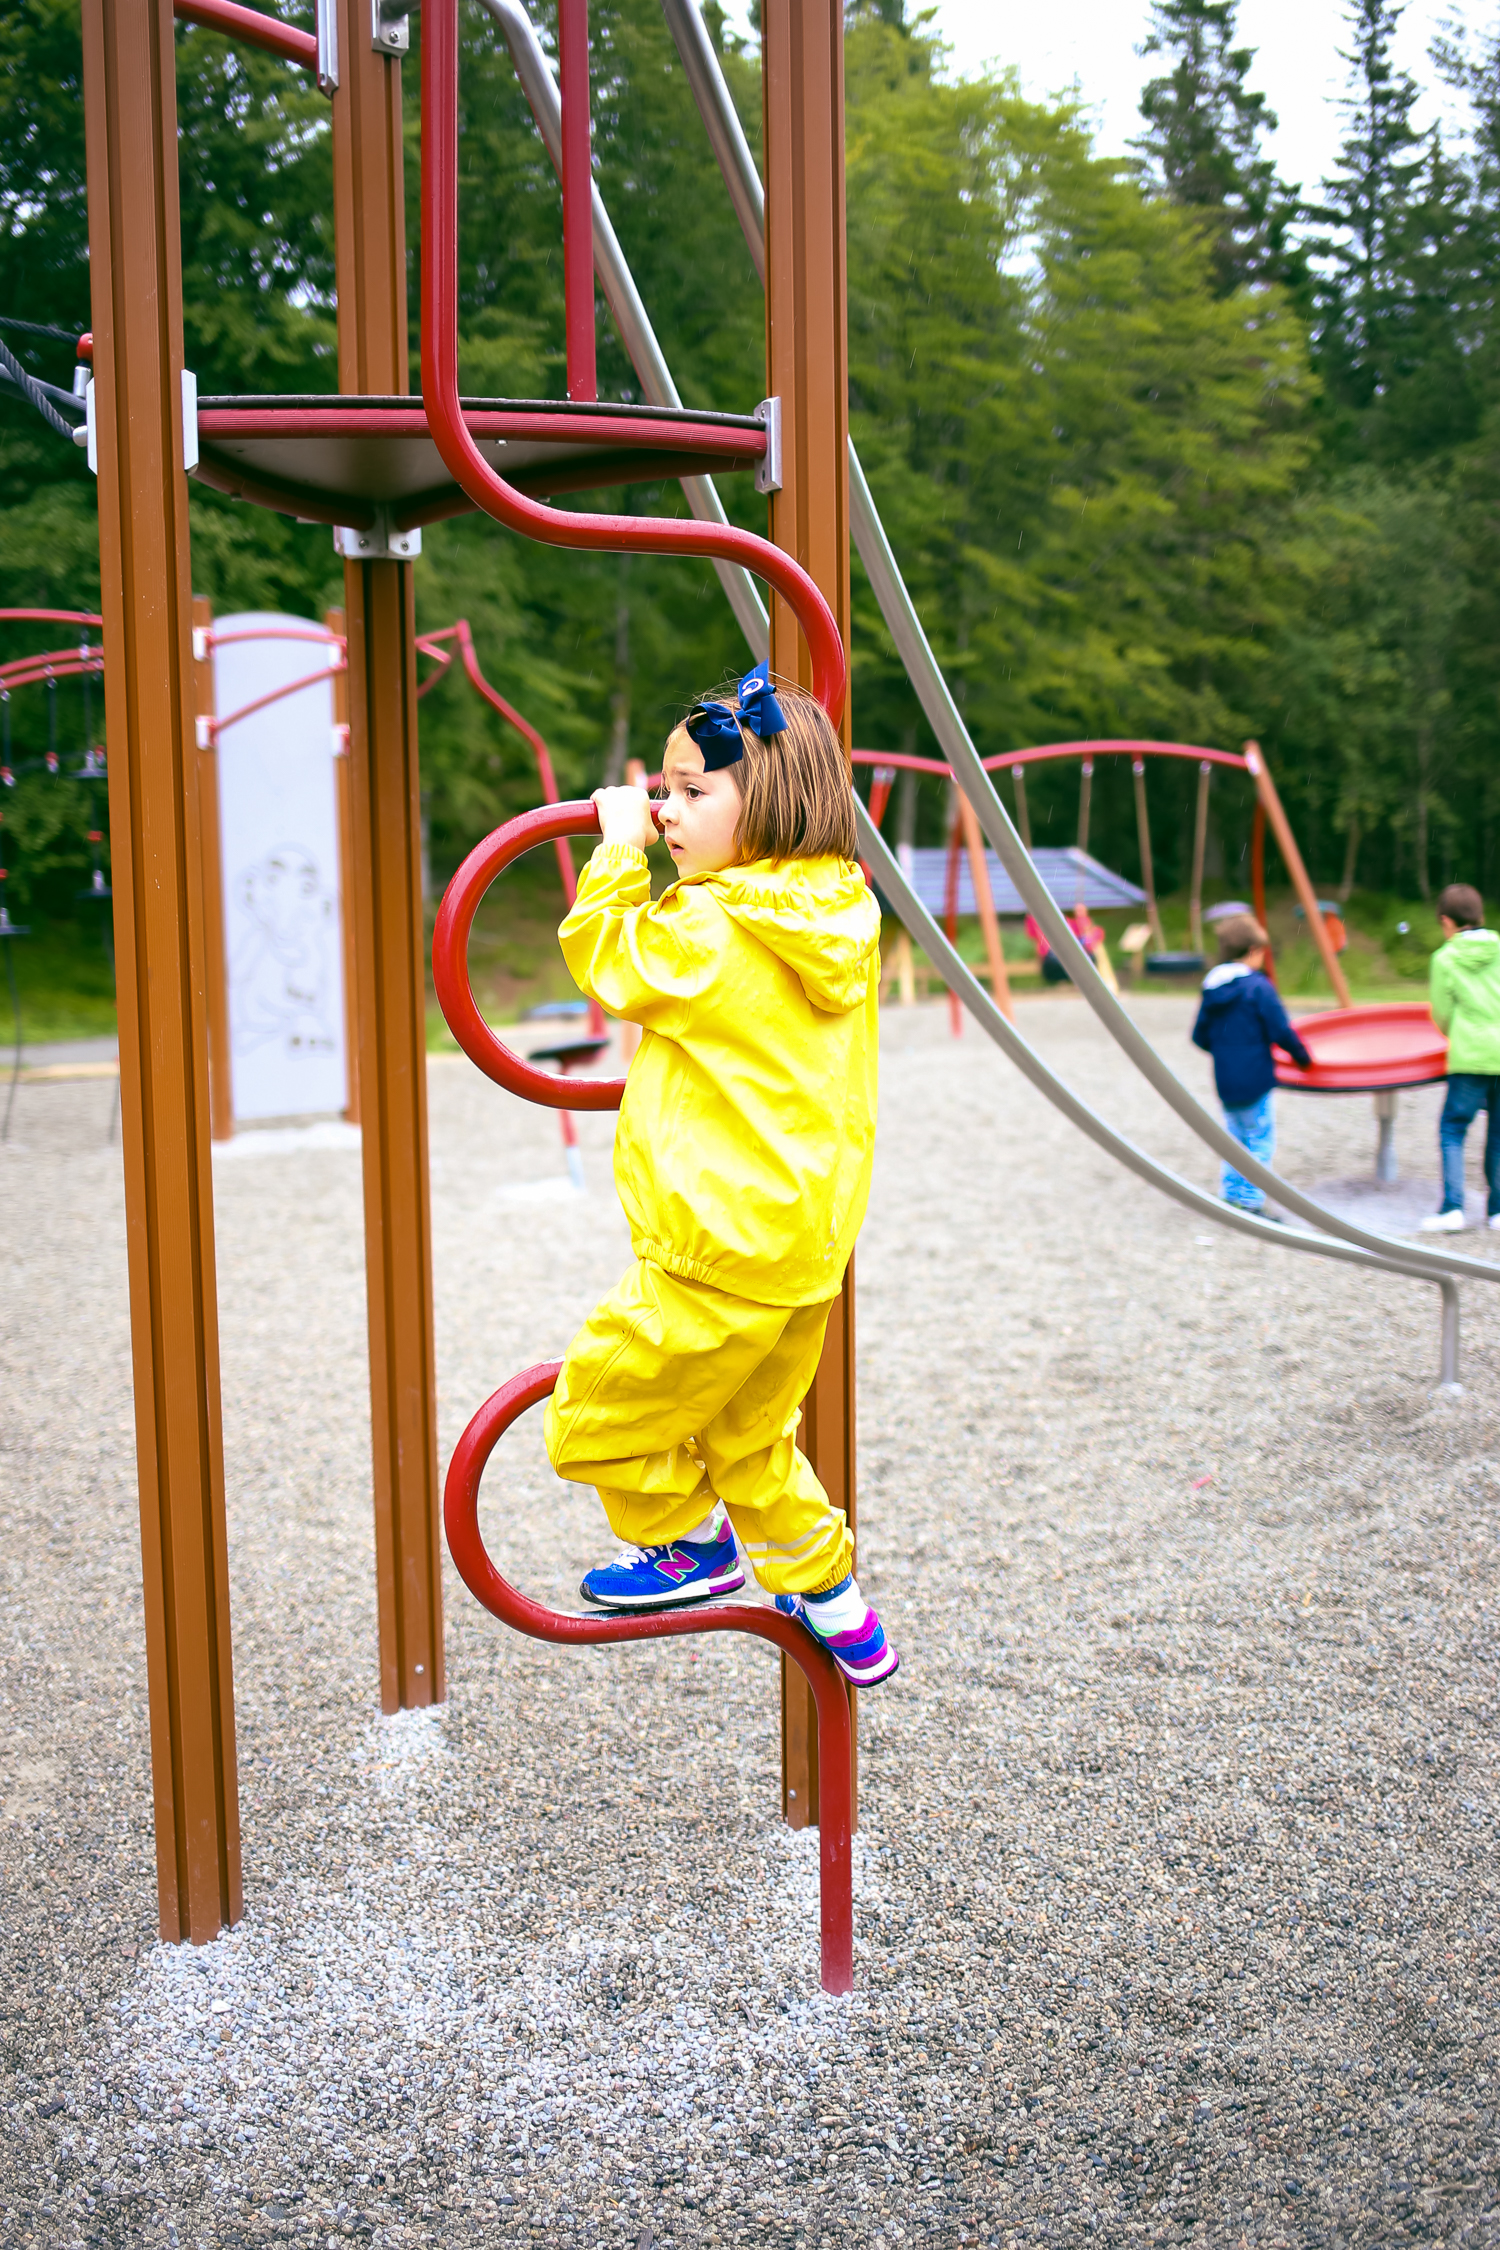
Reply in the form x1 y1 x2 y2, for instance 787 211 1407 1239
1190 760 1210 960
332 0 444 1709
82 0 241 1942
325 606 361 1126
1012 763 1033 852
763 0 855 1830
1251 799 1275 984
190 595 233 1140
1244 741 1351 1006
958 792 1012 1021
1133 758 1167 953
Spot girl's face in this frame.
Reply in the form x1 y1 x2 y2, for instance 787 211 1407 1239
657 736 744 878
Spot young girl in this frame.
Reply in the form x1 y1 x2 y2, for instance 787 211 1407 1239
541 661 899 1687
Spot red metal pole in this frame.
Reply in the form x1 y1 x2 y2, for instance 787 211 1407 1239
558 0 598 402
418 0 847 726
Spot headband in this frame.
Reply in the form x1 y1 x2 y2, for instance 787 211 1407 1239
684 661 789 771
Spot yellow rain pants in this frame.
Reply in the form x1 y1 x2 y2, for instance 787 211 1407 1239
544 1258 853 1596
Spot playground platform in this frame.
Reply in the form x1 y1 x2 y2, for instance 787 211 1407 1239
2 995 1496 2247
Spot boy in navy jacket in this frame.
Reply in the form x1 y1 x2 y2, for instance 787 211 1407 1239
1191 914 1313 1213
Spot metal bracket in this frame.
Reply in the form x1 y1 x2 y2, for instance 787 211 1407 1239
372 0 410 55
316 0 339 92
181 369 199 474
754 396 782 495
334 511 421 562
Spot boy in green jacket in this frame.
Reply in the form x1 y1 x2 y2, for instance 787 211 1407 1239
1421 882 1500 1232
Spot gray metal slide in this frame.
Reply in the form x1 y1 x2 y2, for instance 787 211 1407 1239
479 0 1487 1379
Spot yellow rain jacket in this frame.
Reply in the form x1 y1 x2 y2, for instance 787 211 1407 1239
558 844 881 1306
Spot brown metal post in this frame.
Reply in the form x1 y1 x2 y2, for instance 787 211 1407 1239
763 0 855 1830
332 0 444 1708
1244 741 1351 1006
82 0 241 1942
191 596 233 1140
325 606 361 1125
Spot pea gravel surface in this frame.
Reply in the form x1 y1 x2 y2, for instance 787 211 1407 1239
3 993 1498 2250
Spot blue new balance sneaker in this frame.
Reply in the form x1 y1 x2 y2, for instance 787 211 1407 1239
776 1577 900 1686
580 1523 746 1611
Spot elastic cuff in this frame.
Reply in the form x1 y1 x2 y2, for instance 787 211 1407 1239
807 1564 853 1596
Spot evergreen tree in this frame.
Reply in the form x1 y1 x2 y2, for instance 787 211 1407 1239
1135 0 1294 293
1309 0 1440 458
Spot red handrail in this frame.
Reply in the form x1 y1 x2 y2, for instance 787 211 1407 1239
849 741 1251 782
173 0 318 68
419 0 847 726
417 620 579 908
558 0 598 402
432 801 633 1111
0 609 104 630
444 1360 855 1993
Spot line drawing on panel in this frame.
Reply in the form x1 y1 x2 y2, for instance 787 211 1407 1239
229 843 339 1058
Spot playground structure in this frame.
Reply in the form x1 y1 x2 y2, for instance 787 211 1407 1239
65 0 1500 1986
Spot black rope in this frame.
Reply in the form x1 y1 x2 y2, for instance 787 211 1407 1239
0 332 79 441
0 315 81 342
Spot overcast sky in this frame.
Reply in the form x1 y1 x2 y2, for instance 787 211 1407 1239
925 0 1483 193
717 2 1494 195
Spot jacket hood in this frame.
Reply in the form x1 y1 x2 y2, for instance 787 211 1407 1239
1200 961 1255 1009
695 855 881 1013
1446 927 1499 961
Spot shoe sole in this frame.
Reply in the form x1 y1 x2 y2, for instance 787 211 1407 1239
578 1566 747 1613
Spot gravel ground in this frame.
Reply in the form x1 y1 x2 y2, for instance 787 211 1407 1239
3 991 1498 2250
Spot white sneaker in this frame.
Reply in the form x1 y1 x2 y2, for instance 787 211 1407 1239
1490 1214 1500 1232
1420 1208 1466 1233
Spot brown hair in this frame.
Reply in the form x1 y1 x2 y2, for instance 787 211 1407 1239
665 674 856 863
1437 882 1484 929
1215 912 1269 962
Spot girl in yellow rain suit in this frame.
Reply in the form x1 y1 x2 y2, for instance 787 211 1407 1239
543 662 898 1686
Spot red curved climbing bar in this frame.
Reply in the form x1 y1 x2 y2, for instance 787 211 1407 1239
419 0 847 728
432 801 634 1111
444 1362 854 1993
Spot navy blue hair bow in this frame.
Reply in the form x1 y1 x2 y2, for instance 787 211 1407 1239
735 661 788 739
683 663 788 771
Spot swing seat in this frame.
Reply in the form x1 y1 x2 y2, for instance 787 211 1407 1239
1144 950 1205 978
524 1034 611 1071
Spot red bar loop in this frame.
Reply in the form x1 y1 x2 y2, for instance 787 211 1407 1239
431 800 635 1111
444 1360 855 1994
419 0 847 726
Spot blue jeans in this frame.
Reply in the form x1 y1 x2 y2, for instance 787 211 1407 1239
1220 1090 1275 1212
1439 1073 1500 1215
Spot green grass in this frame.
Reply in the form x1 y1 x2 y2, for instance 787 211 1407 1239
0 912 119 1044
12 859 1444 1057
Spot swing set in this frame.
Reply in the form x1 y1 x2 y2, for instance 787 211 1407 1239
855 736 1354 1017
